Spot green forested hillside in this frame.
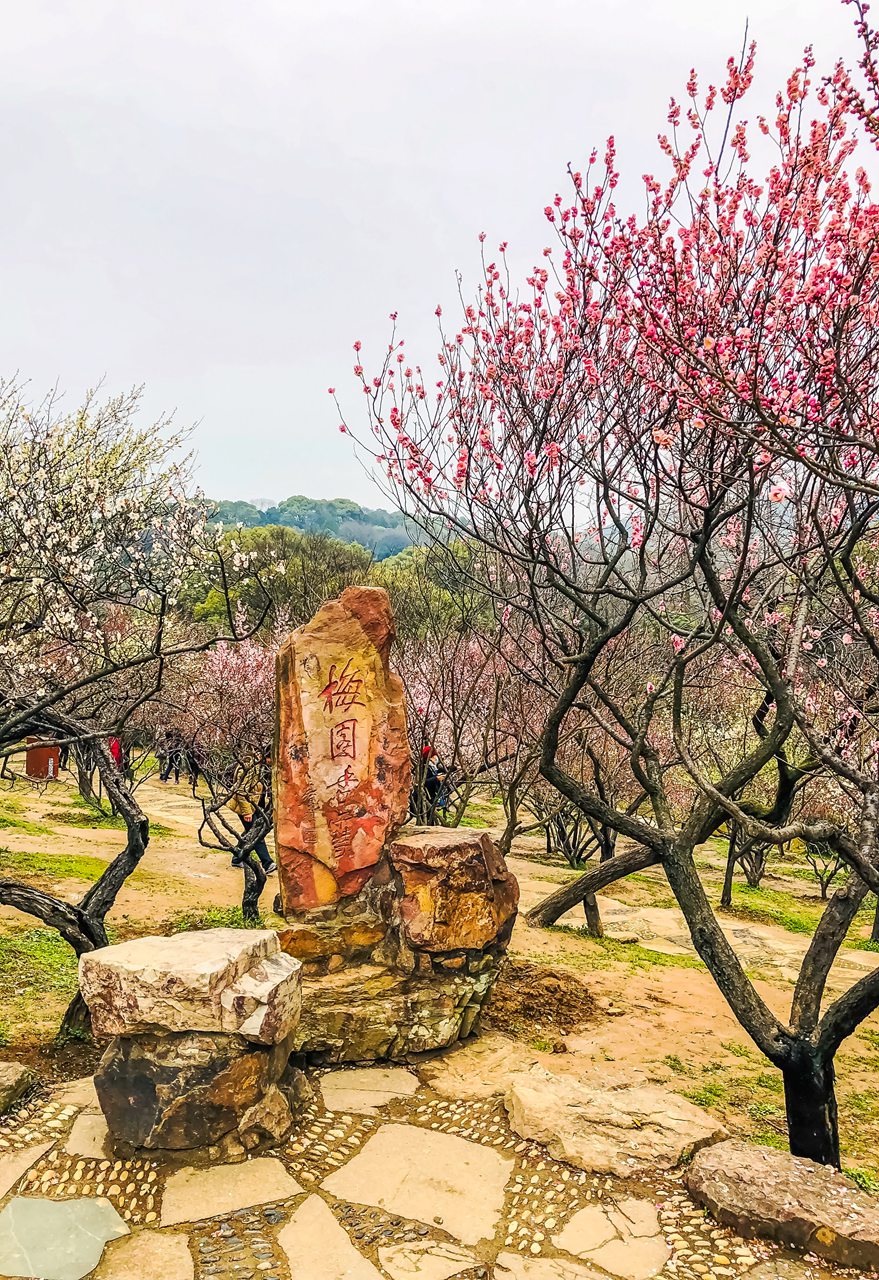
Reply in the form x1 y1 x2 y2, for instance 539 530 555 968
208 494 412 558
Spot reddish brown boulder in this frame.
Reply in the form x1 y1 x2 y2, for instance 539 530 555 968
274 586 410 914
93 1029 296 1150
389 828 519 952
272 588 519 1061
287 827 520 1062
687 1138 879 1271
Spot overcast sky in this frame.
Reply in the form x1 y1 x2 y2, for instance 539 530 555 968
1 0 862 507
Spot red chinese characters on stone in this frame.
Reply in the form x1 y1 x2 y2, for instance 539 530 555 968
274 586 411 914
320 660 365 714
328 765 358 858
330 718 357 761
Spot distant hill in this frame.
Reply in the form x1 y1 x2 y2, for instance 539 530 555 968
208 494 413 559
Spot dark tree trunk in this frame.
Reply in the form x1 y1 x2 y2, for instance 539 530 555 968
582 892 604 938
720 827 738 909
872 897 879 944
527 846 660 928
74 748 101 811
742 845 769 888
782 1047 840 1168
1 722 149 1040
58 991 92 1042
599 826 617 862
241 855 267 923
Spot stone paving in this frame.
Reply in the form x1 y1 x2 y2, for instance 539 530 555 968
0 1061 860 1280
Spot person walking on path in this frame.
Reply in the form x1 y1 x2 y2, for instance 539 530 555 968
160 730 185 784
228 753 276 874
412 744 452 823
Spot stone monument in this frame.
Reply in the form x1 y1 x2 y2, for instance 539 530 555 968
274 585 519 1061
274 584 410 912
79 929 304 1156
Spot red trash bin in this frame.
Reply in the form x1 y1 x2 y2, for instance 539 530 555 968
25 738 60 780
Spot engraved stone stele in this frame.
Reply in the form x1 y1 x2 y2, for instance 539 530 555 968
79 930 306 1154
274 586 519 1063
274 584 410 912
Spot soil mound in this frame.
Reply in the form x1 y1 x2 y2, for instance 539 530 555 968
483 958 594 1041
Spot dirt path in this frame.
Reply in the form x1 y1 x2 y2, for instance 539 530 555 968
508 853 879 1177
0 774 247 932
506 853 877 996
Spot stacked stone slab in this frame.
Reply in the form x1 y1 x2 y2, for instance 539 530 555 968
79 929 303 1154
274 586 519 1062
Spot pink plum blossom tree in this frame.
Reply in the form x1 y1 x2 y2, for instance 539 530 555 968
342 5 879 1166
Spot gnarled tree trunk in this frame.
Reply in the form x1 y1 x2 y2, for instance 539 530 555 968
582 892 604 937
526 846 660 928
720 825 738 909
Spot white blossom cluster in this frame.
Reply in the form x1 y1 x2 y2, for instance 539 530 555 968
0 384 223 740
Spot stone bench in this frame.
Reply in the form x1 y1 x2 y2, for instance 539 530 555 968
79 929 303 1156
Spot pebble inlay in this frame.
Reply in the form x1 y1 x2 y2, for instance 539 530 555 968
283 1101 378 1185
657 1185 767 1280
0 1094 74 1153
193 1205 291 1280
19 1146 160 1225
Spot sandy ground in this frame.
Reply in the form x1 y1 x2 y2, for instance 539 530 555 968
0 774 244 929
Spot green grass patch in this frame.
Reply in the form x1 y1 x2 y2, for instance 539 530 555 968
165 906 264 933
147 822 177 839
684 1080 729 1108
458 813 491 829
43 806 175 839
721 881 874 947
0 848 112 882
859 1029 879 1052
748 1099 784 1121
843 1088 879 1117
754 1071 783 1094
662 1054 695 1077
784 865 833 885
458 801 503 830
722 1039 758 1060
0 847 160 888
0 929 79 1000
753 1131 789 1151
0 794 53 836
0 926 82 1047
847 1167 879 1194
0 813 51 836
530 1035 557 1053
545 926 703 971
720 884 818 935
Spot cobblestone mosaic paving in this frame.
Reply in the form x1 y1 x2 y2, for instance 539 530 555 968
0 1067 863 1280
0 1093 73 1154
20 1146 161 1225
283 1099 379 1186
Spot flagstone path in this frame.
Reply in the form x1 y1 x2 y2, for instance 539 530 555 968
0 1062 843 1280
